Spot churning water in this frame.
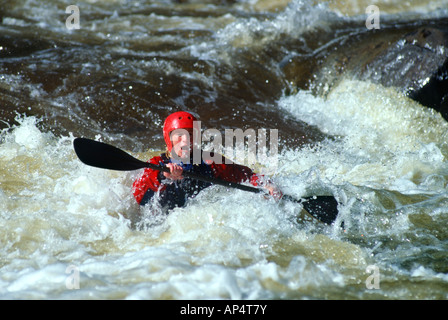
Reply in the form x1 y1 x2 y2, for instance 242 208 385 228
1 0 447 300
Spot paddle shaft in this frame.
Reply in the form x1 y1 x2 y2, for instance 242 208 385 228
73 137 338 224
143 161 268 195
73 137 276 195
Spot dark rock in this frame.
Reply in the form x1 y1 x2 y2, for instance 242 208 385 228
408 59 448 117
360 27 448 119
300 23 448 120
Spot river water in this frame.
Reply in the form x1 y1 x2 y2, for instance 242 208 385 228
1 0 447 300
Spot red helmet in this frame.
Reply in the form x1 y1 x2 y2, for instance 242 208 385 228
163 111 197 151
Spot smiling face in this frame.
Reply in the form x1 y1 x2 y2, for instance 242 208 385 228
170 128 194 159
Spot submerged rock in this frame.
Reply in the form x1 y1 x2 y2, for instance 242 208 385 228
359 26 448 119
298 23 448 120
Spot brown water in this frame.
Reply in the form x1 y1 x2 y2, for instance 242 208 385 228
1 0 447 300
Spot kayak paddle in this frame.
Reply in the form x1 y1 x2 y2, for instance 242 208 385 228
73 137 339 225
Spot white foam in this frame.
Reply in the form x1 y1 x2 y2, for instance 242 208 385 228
11 117 46 149
278 79 448 191
2 0 448 298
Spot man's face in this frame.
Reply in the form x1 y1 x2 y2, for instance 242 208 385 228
170 128 194 159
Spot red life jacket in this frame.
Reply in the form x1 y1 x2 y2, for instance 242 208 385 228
132 153 260 205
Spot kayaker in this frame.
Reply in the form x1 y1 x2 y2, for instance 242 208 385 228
132 111 282 212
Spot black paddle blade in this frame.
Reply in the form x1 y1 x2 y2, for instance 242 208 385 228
301 196 339 225
282 194 339 225
73 137 148 171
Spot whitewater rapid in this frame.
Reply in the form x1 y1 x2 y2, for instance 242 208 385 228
1 0 448 300
1 77 447 299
